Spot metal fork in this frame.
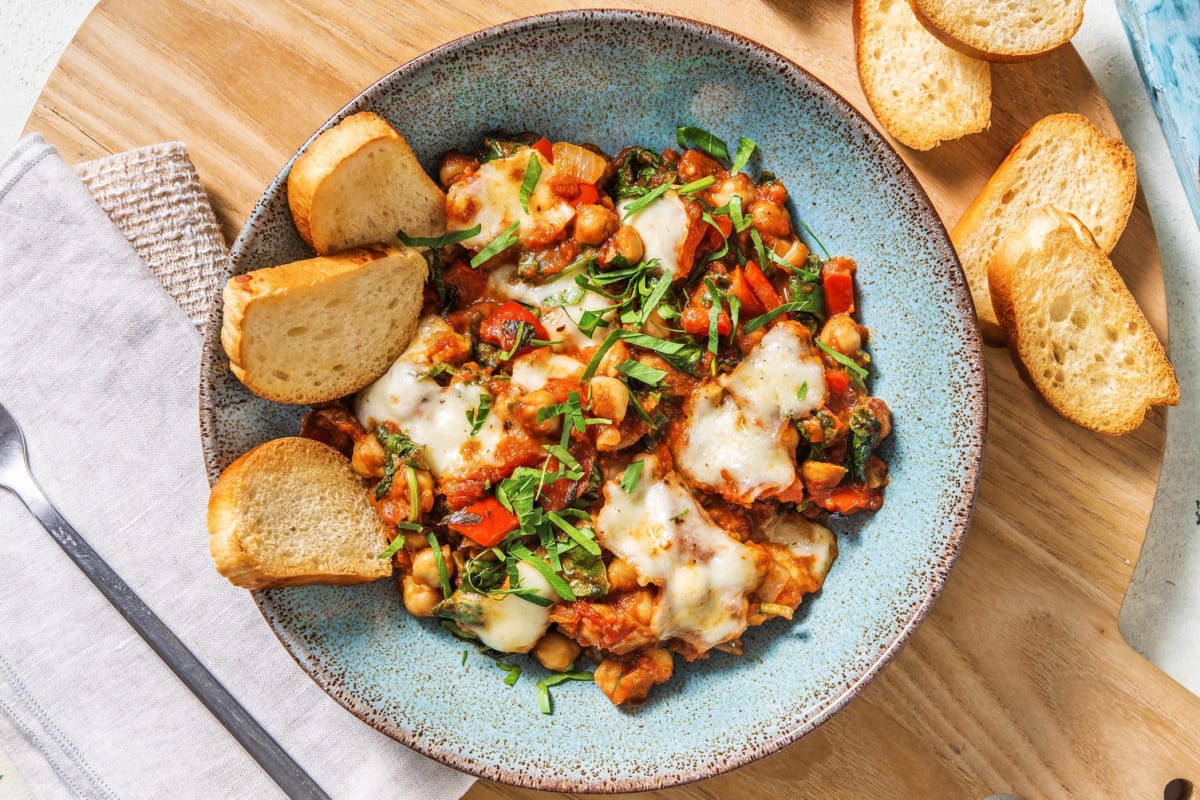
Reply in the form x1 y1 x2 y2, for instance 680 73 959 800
0 401 330 799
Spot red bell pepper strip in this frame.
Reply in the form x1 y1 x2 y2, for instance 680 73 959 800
479 301 549 353
726 267 765 317
572 182 600 207
681 304 731 337
744 261 785 311
532 137 553 163
448 497 520 547
825 369 850 395
822 260 855 316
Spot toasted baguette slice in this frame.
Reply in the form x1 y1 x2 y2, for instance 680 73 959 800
222 244 427 404
909 0 1085 62
953 113 1137 343
854 0 991 151
287 111 446 254
208 437 393 589
989 206 1178 434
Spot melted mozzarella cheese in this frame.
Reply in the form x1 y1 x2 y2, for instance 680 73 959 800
510 348 584 392
596 459 763 651
724 322 827 421
675 385 797 501
461 562 556 653
616 191 690 277
355 316 504 477
488 263 613 350
445 150 574 249
761 515 838 583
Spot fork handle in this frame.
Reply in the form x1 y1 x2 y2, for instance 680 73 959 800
7 479 331 800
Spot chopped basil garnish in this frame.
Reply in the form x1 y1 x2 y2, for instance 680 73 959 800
469 221 520 268
536 671 594 715
518 153 542 213
675 125 729 161
426 531 452 598
799 218 831 259
797 381 809 401
616 359 667 387
397 224 482 309
730 137 757 174
377 532 408 560
507 542 577 601
496 661 522 687
466 391 493 436
619 459 644 495
676 176 715 195
816 339 869 380
620 180 673 219
743 300 809 333
374 427 423 500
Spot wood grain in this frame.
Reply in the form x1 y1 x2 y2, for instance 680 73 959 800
27 1 1199 797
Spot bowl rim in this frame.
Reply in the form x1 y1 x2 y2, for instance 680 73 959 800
199 7 987 792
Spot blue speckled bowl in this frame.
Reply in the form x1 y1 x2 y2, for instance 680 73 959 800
199 10 986 792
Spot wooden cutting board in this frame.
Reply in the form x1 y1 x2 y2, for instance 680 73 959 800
28 1 1200 797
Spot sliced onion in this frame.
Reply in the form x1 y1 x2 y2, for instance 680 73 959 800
551 142 607 185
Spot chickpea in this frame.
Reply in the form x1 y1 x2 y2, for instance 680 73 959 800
401 575 440 617
748 200 792 238
517 389 562 437
818 313 865 358
595 426 623 452
412 545 454 589
597 341 630 377
533 631 582 673
632 588 655 626
574 204 619 246
611 225 645 265
588 376 629 424
350 434 386 478
438 151 476 189
607 557 639 593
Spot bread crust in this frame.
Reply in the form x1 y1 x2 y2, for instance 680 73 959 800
221 244 427 404
208 437 393 589
952 113 1137 344
908 0 1084 62
988 206 1178 434
287 110 446 254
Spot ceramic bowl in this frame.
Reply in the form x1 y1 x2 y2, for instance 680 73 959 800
199 9 986 791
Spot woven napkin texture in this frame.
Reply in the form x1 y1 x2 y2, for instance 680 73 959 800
0 135 476 800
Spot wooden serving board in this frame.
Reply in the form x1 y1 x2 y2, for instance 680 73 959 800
28 1 1199 797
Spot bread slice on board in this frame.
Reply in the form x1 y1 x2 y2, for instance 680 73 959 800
989 206 1178 435
909 0 1085 62
221 244 427 404
854 0 991 151
208 437 393 589
952 113 1137 343
287 111 446 254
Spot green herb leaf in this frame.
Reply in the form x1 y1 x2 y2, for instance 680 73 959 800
675 125 729 161
519 153 543 214
374 427 423 500
616 359 667 387
396 225 482 250
620 459 644 495
377 532 408 560
496 661 523 687
620 181 673 220
536 671 594 715
816 339 869 380
406 465 422 524
465 391 493 436
799 218 831 259
797 381 809 401
848 405 882 482
469 221 521 268
730 137 757 173
546 511 602 556
508 543 576 601
743 300 809 333
677 176 715 195
426 530 453 598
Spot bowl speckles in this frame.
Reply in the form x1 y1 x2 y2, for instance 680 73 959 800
199 9 986 792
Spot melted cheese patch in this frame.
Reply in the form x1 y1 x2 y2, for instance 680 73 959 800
488 263 613 350
724 322 828 420
616 191 690 277
355 316 503 477
761 515 837 583
596 461 762 651
675 322 827 502
445 150 574 249
510 348 585 392
461 562 556 653
676 385 797 500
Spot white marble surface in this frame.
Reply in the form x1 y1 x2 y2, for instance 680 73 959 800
0 0 1196 770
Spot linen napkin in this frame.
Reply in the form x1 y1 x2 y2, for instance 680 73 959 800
0 134 476 800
